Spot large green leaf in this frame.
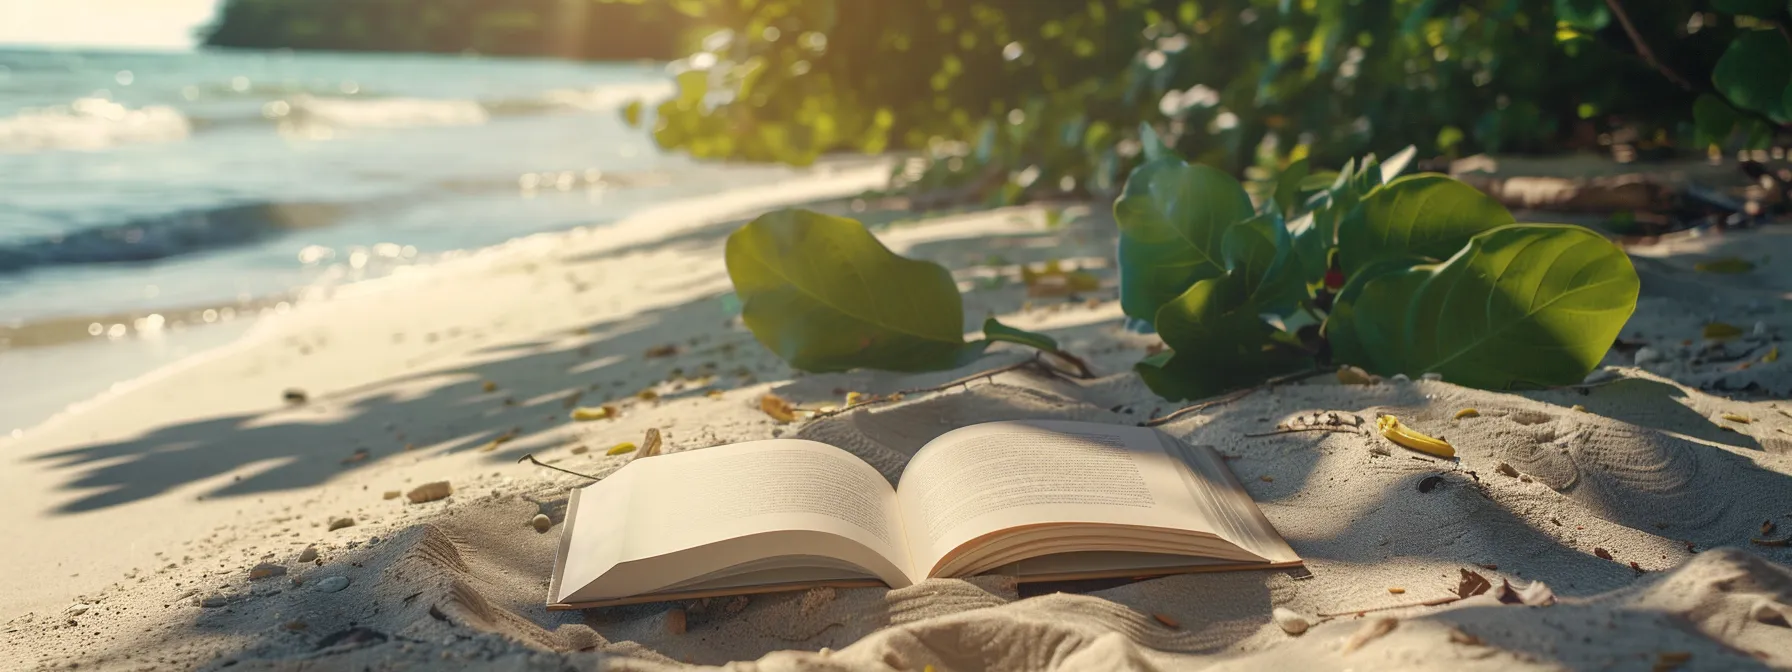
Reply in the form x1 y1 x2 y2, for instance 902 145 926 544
1713 30 1792 122
725 209 984 372
1336 174 1515 276
1327 224 1639 388
1142 273 1308 401
1693 94 1742 147
1114 158 1256 322
981 317 1058 352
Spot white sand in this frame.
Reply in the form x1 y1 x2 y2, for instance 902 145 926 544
2 166 1789 671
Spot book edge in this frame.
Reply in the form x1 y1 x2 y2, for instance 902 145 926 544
545 487 585 606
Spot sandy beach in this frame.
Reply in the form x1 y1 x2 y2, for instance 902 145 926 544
3 160 1790 671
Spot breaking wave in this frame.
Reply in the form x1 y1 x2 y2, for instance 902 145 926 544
0 98 192 152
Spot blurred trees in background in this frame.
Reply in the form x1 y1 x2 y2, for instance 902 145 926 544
207 0 1790 200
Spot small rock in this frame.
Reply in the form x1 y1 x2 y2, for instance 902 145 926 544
283 389 308 405
249 563 286 580
1594 547 1614 560
312 576 350 593
1272 607 1312 635
200 595 229 608
1420 372 1443 381
328 517 355 531
531 514 552 533
407 481 453 504
569 445 588 455
64 605 89 617
1496 463 1519 478
1390 373 1411 383
382 490 400 500
297 546 318 563
1634 347 1664 365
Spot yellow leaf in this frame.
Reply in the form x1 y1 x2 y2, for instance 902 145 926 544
570 405 618 421
1454 408 1480 419
759 393 798 423
637 390 660 401
1693 257 1755 274
1722 413 1752 424
1765 346 1780 363
606 442 638 456
1377 415 1455 458
1703 322 1743 340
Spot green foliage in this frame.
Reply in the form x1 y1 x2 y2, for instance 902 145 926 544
1114 148 1640 401
1711 30 1792 124
725 209 1065 373
1113 159 1255 322
635 0 1750 200
725 209 984 372
1328 225 1639 388
1335 174 1515 276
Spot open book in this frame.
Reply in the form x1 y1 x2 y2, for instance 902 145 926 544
548 420 1299 609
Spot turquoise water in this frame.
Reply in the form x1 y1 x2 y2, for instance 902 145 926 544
0 47 795 324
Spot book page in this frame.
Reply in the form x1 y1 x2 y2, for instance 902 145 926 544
554 439 913 604
894 420 1268 576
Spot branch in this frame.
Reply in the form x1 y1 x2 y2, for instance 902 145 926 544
517 453 601 481
1142 368 1335 427
806 354 1070 420
1603 0 1694 91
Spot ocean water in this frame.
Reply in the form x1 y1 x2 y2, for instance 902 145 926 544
0 47 800 325
0 47 814 433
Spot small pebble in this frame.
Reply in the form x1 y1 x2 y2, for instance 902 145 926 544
297 546 317 563
64 605 89 617
283 389 308 405
200 595 229 608
312 576 350 593
407 481 453 503
1388 586 1405 594
249 563 286 580
1272 607 1312 635
328 517 355 531
570 445 588 455
531 514 552 533
383 490 400 500
1496 463 1519 478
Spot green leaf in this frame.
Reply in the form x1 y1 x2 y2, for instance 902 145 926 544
1273 158 1311 217
1712 0 1784 15
1114 158 1256 322
1379 146 1419 183
1134 350 1206 401
1554 0 1610 30
1694 94 1742 147
725 209 985 372
1145 273 1308 401
1222 213 1305 309
1336 174 1515 276
1139 121 1173 162
1327 224 1639 389
982 317 1059 352
1713 30 1792 122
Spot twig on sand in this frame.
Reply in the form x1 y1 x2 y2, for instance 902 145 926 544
807 354 1077 420
518 453 600 481
1603 0 1694 91
1317 595 1464 619
1243 426 1367 438
1142 368 1335 427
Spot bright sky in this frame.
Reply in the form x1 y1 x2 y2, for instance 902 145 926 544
0 0 221 50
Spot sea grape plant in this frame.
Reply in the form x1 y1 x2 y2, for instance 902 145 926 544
723 147 1640 402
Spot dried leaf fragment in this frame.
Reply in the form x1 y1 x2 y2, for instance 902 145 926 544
1765 346 1781 363
643 344 680 358
1594 547 1613 560
606 442 637 456
1454 408 1480 419
1152 613 1181 629
1377 415 1455 458
569 445 588 455
637 390 660 402
1455 568 1493 599
759 393 798 423
1342 617 1398 653
1722 413 1752 424
482 381 498 393
636 428 663 459
1653 651 1692 671
1387 587 1405 594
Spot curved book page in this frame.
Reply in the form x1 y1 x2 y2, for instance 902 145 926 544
550 439 913 608
895 420 1298 579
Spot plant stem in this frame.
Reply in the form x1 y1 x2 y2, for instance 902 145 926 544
1317 595 1464 618
1142 367 1335 427
517 453 601 481
806 355 1060 420
1602 0 1694 91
